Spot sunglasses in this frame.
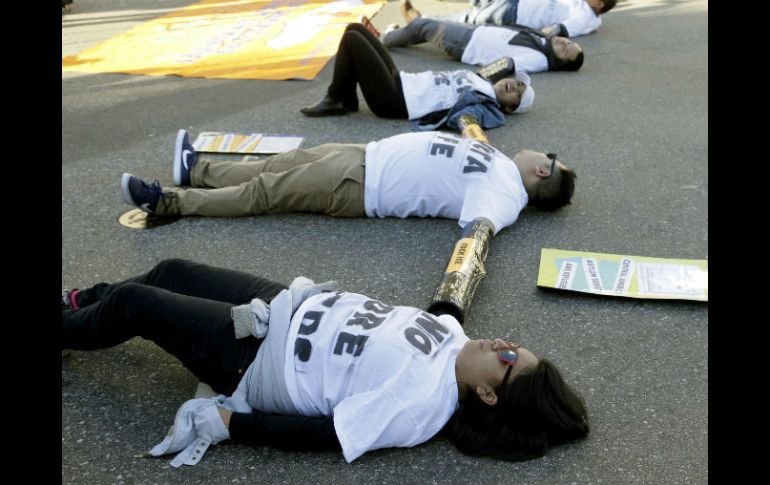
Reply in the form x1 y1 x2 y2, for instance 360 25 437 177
497 338 522 388
545 153 558 178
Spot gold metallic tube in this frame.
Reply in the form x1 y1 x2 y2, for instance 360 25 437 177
457 114 489 144
427 218 494 324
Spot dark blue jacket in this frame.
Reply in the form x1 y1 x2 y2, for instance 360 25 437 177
411 89 507 132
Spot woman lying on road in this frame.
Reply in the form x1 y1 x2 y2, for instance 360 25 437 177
62 259 589 466
301 22 534 133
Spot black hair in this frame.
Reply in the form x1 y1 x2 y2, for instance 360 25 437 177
601 0 618 14
530 165 576 211
503 99 520 114
558 50 584 71
448 359 589 461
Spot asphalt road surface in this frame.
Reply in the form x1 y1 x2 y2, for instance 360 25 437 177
62 1 708 483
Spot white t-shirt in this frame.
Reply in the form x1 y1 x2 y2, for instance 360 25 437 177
282 291 469 462
400 70 496 120
461 26 549 73
517 0 601 37
364 131 528 235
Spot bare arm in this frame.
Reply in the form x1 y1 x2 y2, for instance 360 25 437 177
218 406 232 428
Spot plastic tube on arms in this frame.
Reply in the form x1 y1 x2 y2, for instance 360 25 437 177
457 114 489 144
426 218 494 324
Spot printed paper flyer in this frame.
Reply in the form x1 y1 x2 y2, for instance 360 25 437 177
537 248 708 301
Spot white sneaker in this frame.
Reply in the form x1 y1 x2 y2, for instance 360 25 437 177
383 23 400 38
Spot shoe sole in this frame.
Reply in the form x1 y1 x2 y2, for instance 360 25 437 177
359 15 380 37
173 129 187 186
120 173 135 206
300 108 347 117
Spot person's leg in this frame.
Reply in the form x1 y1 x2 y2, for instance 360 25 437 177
76 258 287 308
324 24 365 108
330 25 408 119
426 12 470 23
401 0 469 23
156 145 367 217
63 283 261 394
302 23 407 117
190 144 355 188
382 18 476 60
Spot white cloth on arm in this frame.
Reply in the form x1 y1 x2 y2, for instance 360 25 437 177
231 277 338 339
147 395 230 468
231 298 270 339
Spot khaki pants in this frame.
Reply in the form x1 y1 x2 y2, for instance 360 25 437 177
157 144 367 218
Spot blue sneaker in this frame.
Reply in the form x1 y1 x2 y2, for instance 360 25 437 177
173 129 198 186
121 173 165 213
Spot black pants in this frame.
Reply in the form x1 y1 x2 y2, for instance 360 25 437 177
62 259 287 394
327 23 409 119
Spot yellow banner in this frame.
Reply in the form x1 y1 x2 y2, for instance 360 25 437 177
62 0 385 80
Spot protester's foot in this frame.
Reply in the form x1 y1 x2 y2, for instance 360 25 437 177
383 23 400 38
62 288 79 356
121 173 166 213
62 288 80 311
300 96 348 117
359 15 380 37
342 95 359 113
173 129 198 186
399 0 422 23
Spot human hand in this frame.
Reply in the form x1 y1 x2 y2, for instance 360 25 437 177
542 25 557 37
542 23 567 38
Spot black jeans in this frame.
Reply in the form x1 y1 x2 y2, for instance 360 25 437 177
328 23 408 119
62 259 287 394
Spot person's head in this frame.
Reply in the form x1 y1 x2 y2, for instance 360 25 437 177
450 338 589 461
550 36 584 71
513 150 576 210
586 0 617 15
493 72 535 114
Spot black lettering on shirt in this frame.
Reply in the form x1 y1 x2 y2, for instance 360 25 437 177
363 299 395 315
430 143 455 158
469 144 492 162
334 332 369 357
434 74 450 86
404 327 431 355
463 156 488 174
456 85 472 95
435 134 460 145
346 311 385 330
299 310 323 335
471 141 495 154
414 312 449 343
295 337 312 362
321 293 342 307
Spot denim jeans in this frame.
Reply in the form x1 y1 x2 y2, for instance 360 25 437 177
62 259 287 394
382 18 476 60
